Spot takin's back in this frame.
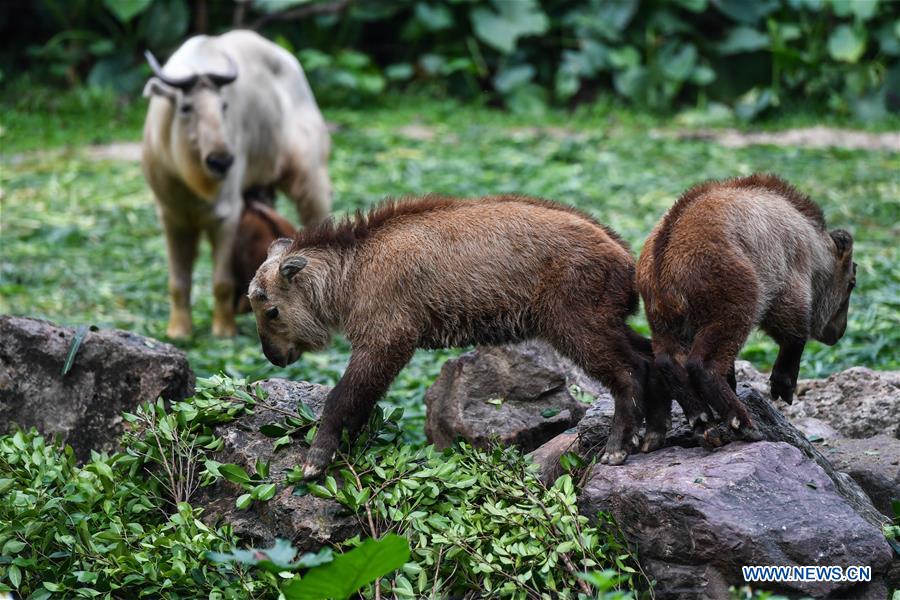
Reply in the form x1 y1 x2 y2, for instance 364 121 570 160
325 196 639 342
638 174 833 323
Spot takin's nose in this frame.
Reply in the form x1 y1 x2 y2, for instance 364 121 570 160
205 152 234 176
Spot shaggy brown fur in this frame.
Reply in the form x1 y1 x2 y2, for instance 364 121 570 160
232 199 296 313
252 194 652 477
637 174 856 448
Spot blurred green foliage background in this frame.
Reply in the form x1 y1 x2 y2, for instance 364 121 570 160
2 0 898 121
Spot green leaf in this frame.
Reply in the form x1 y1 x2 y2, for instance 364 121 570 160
712 0 779 24
734 86 777 121
282 534 410 600
831 0 879 21
828 24 867 62
674 0 708 11
493 64 535 93
236 493 253 509
255 458 270 479
103 0 152 22
274 435 292 452
62 325 89 375
8 564 21 588
142 0 189 49
219 464 251 485
2 540 26 555
259 423 288 437
385 63 414 81
717 26 770 54
470 0 549 53
415 3 453 31
296 402 319 423
252 483 277 502
207 539 333 573
540 408 561 418
660 42 697 81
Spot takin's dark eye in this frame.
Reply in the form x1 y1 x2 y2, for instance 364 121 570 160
180 103 193 114
222 100 229 112
265 307 279 319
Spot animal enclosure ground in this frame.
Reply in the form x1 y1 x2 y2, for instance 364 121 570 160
1 92 898 444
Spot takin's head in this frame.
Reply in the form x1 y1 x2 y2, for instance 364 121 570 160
815 229 857 346
248 238 332 367
143 50 237 182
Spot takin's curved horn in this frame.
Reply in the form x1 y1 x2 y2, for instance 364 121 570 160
207 53 238 87
144 49 198 89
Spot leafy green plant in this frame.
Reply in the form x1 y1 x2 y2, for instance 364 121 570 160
6 0 899 117
209 535 413 600
884 499 900 555
0 430 276 598
303 406 647 598
281 535 411 600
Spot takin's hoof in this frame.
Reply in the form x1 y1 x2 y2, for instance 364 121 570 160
769 375 795 405
600 449 628 466
736 421 764 442
640 429 666 453
701 424 725 448
302 446 335 480
166 321 192 340
212 319 238 338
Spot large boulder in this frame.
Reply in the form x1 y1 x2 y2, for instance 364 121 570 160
782 367 900 439
0 315 193 460
424 341 595 452
818 435 900 518
196 378 359 550
579 384 886 528
580 442 893 599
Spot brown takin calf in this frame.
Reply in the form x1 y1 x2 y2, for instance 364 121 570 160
249 195 653 478
232 194 296 314
636 174 856 447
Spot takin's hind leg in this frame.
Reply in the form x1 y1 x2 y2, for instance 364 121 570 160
647 337 718 449
545 318 647 465
685 322 761 441
626 330 671 453
282 162 332 227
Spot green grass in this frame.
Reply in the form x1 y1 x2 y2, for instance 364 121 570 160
1 89 898 444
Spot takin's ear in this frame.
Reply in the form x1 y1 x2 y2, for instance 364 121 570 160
267 238 293 259
279 255 308 281
830 229 853 259
143 77 178 101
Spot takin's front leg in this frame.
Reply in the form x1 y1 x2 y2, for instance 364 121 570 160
162 220 200 339
769 338 805 405
303 342 416 480
208 216 240 337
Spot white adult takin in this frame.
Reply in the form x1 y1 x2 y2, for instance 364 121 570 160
141 30 331 338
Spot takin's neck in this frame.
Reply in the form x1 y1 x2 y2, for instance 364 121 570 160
808 240 840 338
311 247 358 333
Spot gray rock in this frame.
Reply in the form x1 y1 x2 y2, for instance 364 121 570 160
196 378 359 549
579 441 893 599
818 435 900 518
789 417 842 442
783 367 900 439
734 359 770 396
0 315 193 460
577 384 886 528
424 341 592 452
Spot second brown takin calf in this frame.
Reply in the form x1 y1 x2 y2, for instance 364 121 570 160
248 195 654 478
232 195 296 314
636 174 856 448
